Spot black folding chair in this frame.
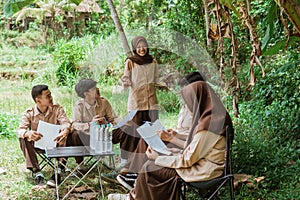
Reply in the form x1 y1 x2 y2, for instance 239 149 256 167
179 126 235 200
35 148 55 170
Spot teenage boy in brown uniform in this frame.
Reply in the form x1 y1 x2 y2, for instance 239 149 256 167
16 84 71 187
71 78 118 173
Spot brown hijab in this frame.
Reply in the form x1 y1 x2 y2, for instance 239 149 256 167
181 81 232 146
127 36 154 65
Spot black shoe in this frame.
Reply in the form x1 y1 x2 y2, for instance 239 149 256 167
47 173 61 187
116 174 136 190
124 173 138 179
34 174 45 186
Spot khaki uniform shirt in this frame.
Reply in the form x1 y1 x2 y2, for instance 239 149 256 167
123 59 159 111
72 97 117 134
16 104 71 140
176 105 192 135
155 130 225 182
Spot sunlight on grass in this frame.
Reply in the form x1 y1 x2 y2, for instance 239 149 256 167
0 138 36 199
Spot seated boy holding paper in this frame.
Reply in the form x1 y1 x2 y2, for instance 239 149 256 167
16 84 71 187
72 78 131 173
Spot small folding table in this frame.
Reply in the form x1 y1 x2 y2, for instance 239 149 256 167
45 146 115 200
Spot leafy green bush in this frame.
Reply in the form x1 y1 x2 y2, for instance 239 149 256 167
250 55 300 140
0 113 19 138
156 89 180 113
231 50 300 198
53 36 96 87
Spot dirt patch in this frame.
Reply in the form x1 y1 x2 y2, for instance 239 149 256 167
0 61 16 67
0 71 37 81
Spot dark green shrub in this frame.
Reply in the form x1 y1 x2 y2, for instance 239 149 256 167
250 57 300 141
157 90 180 113
231 50 300 198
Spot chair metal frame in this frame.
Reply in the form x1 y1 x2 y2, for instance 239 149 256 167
179 126 235 200
35 148 55 170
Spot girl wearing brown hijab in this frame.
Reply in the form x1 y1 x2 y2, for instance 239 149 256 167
116 36 159 167
129 80 232 200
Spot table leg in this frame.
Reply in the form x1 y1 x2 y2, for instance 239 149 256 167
55 161 59 200
61 159 100 200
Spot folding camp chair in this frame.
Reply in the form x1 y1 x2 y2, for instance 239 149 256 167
35 148 55 170
179 126 235 200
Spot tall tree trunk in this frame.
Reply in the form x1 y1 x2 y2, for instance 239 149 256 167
203 0 212 47
274 0 300 34
106 0 132 56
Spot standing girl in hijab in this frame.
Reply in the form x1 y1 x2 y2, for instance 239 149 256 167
115 36 159 168
129 80 233 200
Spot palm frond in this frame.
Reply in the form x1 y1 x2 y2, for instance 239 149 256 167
13 7 46 22
3 0 36 17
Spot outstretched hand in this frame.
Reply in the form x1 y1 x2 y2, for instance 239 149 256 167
121 76 132 88
157 129 177 142
92 115 106 125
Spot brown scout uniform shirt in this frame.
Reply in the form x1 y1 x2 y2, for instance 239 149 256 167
16 104 71 140
155 130 225 182
123 59 159 111
72 97 117 134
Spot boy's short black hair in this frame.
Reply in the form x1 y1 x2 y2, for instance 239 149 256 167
75 78 97 98
31 85 49 102
178 71 205 87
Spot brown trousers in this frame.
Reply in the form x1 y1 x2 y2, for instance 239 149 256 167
119 110 158 162
131 160 180 200
19 136 71 173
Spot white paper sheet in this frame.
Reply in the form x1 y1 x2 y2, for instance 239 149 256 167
113 110 137 129
137 120 171 155
34 120 61 149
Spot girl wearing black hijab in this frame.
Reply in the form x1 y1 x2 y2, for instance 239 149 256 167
115 36 159 168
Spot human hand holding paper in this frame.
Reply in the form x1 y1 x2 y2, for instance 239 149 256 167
34 121 61 149
54 128 69 145
27 131 43 142
137 120 171 155
146 146 159 160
